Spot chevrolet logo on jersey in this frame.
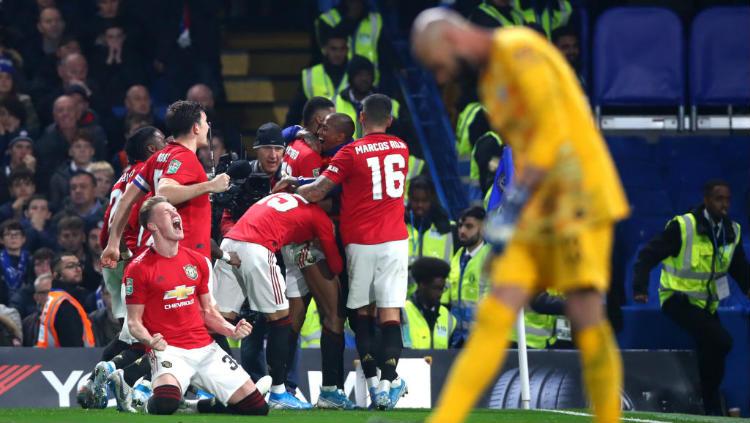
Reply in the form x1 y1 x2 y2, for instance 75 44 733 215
163 285 195 301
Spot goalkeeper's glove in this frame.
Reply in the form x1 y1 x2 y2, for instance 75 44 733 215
484 183 530 254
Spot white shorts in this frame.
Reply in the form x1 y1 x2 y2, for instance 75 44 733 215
222 239 289 314
346 239 408 309
281 242 324 298
213 252 246 314
149 342 249 405
103 262 125 319
117 277 138 344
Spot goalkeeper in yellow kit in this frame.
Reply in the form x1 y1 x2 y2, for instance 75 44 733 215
412 8 630 423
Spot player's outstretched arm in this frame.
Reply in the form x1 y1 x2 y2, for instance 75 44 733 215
102 182 146 268
126 304 167 350
199 294 252 339
156 173 230 206
297 176 336 203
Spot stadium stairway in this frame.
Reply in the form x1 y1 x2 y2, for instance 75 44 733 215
218 31 311 149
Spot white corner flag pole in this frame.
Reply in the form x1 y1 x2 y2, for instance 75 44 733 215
515 308 531 410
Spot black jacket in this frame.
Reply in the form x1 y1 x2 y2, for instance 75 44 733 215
633 205 750 297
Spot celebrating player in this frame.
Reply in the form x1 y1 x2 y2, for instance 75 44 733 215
412 9 630 423
274 94 410 410
101 100 232 267
125 196 268 416
221 192 343 409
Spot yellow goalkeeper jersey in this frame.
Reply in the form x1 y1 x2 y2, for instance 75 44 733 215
478 27 629 240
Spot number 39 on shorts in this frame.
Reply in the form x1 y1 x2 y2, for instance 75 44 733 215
366 154 406 200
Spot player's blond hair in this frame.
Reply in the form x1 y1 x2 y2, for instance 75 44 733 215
138 196 169 229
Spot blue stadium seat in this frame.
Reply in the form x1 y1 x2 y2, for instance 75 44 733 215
593 8 685 108
606 136 658 163
689 7 750 108
618 162 665 191
620 217 669 259
627 189 673 217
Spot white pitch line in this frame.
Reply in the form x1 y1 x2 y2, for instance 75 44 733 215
541 409 672 423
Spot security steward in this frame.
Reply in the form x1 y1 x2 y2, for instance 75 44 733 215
402 257 455 350
442 206 491 347
510 289 571 349
37 254 95 347
469 0 525 29
633 179 750 416
406 175 455 268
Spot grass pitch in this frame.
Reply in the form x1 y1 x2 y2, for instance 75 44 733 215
0 408 739 423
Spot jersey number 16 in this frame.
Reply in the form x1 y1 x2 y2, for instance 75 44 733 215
366 154 406 201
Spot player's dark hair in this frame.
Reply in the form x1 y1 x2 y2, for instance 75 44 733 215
70 169 97 187
703 179 730 198
57 215 85 235
125 125 161 163
362 93 392 127
328 112 355 139
408 175 435 197
8 168 35 186
302 97 335 127
459 205 486 223
139 196 169 229
0 219 23 237
165 100 204 138
411 257 450 285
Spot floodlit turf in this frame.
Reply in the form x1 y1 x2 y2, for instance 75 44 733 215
0 408 740 423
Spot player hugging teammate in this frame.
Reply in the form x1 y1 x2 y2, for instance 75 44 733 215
87 94 411 413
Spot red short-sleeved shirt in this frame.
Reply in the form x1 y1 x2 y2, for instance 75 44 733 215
133 142 211 257
321 133 409 246
100 161 151 253
282 139 322 178
124 246 213 349
225 193 343 275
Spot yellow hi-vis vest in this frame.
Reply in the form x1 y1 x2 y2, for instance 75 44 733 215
477 1 525 27
442 244 492 331
510 290 566 349
300 299 321 348
333 93 399 139
403 155 424 204
301 64 348 101
406 222 453 266
515 0 572 39
470 131 503 186
455 102 485 159
659 213 741 314
37 290 95 348
402 299 454 349
317 9 383 84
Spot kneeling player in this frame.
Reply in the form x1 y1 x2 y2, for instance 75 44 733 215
125 196 268 416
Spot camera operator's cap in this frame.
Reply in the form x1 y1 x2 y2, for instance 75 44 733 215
253 122 285 149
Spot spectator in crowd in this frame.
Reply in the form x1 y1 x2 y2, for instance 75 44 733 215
405 176 455 280
48 131 96 210
402 257 455 349
89 161 115 202
633 180 750 416
20 7 66 81
515 0 572 39
36 95 107 181
552 25 584 89
197 130 227 173
90 22 146 111
105 84 161 158
0 303 22 346
32 248 55 281
152 0 223 101
469 0 525 28
87 282 120 346
0 220 32 309
0 98 30 150
0 59 40 136
472 131 504 197
21 195 56 252
55 215 100 294
286 27 349 127
0 135 37 202
36 253 95 347
86 224 103 278
31 34 83 93
123 84 160 127
21 273 52 346
65 83 102 129
187 83 240 152
0 169 36 222
314 0 388 85
54 170 104 230
442 206 491 347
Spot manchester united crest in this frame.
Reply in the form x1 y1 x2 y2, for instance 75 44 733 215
183 264 198 280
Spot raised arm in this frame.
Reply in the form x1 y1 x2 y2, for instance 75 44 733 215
156 173 230 205
297 176 337 203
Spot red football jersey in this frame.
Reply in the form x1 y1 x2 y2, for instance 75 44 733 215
125 246 213 349
322 133 409 245
100 161 151 253
282 139 322 178
224 193 343 275
133 142 211 257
